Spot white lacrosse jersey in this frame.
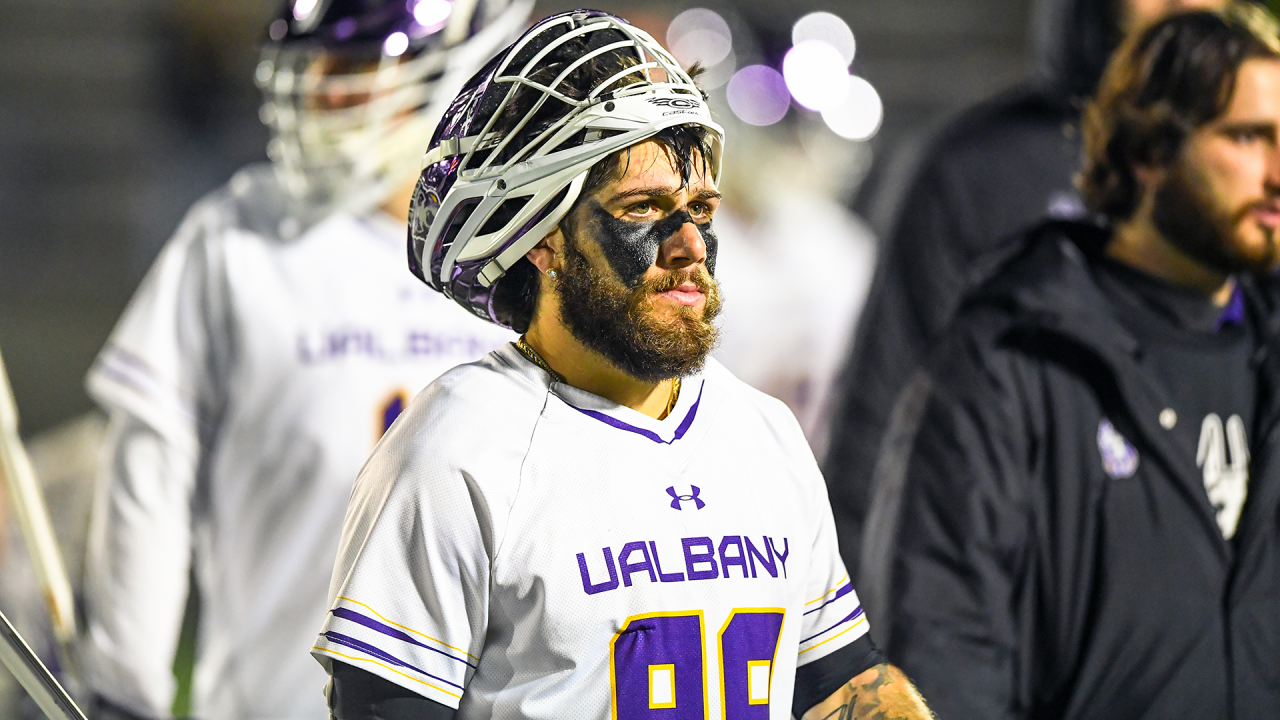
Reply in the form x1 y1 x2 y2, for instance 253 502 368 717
82 164 512 720
313 344 868 719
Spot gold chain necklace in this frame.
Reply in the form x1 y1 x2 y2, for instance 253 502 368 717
513 337 681 418
515 336 565 383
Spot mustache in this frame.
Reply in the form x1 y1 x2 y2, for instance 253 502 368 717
642 265 716 294
1233 194 1280 224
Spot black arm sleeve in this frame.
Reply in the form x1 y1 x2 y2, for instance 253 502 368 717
792 633 886 718
329 661 456 720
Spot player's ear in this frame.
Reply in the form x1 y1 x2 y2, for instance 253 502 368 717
525 229 563 274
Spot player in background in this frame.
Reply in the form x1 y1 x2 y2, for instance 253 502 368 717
79 1 530 718
311 11 934 720
711 114 877 460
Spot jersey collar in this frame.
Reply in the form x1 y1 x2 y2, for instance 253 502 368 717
550 372 706 446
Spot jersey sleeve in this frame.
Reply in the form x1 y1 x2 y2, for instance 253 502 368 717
81 414 197 717
312 383 497 710
796 487 869 664
85 194 234 456
80 194 235 716
774 399 869 666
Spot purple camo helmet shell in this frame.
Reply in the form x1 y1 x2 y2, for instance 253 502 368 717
406 9 635 326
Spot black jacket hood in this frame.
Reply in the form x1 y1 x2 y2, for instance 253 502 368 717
969 220 1280 359
1029 0 1121 104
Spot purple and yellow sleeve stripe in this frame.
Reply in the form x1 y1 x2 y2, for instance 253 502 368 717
312 597 476 702
798 576 868 657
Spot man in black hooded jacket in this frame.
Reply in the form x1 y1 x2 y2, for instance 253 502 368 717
865 5 1280 718
823 0 1234 580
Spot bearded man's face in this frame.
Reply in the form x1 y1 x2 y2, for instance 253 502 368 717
1153 58 1280 275
554 139 723 382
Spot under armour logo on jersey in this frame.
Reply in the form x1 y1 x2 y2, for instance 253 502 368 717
666 485 705 510
1198 413 1250 539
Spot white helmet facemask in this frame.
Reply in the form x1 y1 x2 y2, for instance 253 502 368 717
256 0 532 218
415 11 725 299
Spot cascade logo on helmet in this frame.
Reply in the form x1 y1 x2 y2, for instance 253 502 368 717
648 97 702 109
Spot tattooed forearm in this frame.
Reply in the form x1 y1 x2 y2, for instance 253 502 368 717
802 664 933 720
819 702 851 720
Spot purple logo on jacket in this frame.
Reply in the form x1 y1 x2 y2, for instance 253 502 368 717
1098 418 1140 479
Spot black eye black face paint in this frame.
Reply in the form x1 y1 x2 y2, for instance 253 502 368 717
581 200 719 288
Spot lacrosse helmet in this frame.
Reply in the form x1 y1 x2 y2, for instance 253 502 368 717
256 0 533 215
408 9 725 327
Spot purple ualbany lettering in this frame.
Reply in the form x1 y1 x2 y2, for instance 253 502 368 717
768 536 790 578
296 329 388 364
683 536 719 580
618 542 656 587
745 536 776 578
578 535 789 594
719 535 749 579
297 334 315 364
649 541 685 582
406 332 490 359
577 547 619 595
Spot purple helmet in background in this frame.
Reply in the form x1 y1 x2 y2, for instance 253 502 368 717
255 0 532 215
407 9 724 327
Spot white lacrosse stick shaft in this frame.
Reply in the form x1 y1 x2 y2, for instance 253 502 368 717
0 347 78 657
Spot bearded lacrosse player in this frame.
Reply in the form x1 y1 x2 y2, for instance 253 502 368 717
80 1 530 718
311 11 934 720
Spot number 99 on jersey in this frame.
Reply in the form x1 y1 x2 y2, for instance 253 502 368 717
609 608 785 719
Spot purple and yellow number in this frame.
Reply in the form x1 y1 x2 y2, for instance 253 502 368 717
610 612 708 719
378 390 409 442
718 609 785 719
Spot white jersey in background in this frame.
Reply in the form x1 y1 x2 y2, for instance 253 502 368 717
712 195 876 459
82 164 512 720
313 345 868 719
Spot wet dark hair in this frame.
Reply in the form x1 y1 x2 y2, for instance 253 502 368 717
1079 3 1280 221
483 22 711 332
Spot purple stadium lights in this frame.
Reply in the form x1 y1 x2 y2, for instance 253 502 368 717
726 65 789 127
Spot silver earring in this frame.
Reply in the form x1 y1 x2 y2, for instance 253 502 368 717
547 269 559 278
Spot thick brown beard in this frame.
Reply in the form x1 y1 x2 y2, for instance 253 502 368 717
556 232 722 383
1152 157 1279 274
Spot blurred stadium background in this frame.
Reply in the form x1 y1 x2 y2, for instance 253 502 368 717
0 0 1071 716
0 0 1037 438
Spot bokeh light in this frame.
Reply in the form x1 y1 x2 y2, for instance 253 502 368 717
820 75 883 141
334 17 357 40
666 8 735 88
782 40 850 111
413 0 453 32
726 65 790 126
293 0 318 21
792 12 856 65
383 31 409 57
